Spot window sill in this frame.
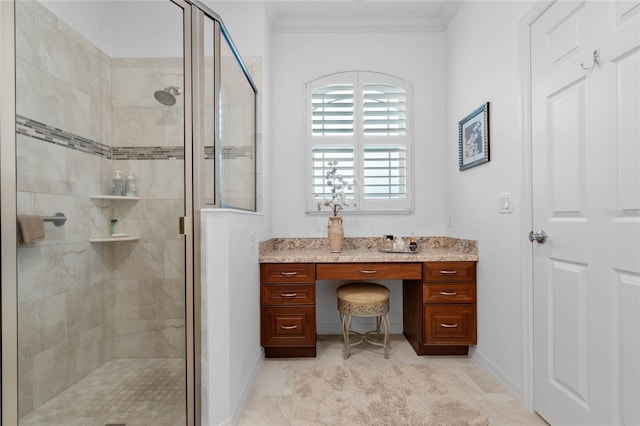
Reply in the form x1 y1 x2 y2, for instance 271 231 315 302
305 209 413 216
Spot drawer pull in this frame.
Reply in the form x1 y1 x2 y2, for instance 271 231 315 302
440 323 459 328
360 270 378 274
280 292 298 298
439 291 458 296
280 324 298 330
279 271 298 277
439 270 458 275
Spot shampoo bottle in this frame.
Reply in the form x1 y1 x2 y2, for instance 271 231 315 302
112 170 124 196
125 171 136 197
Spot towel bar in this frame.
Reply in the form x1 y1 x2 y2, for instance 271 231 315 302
43 213 66 227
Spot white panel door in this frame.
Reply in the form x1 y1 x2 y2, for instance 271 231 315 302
531 1 640 425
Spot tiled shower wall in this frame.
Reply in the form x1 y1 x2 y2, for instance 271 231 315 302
107 57 185 359
16 1 112 417
15 1 184 417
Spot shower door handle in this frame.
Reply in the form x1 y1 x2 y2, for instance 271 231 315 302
179 216 192 236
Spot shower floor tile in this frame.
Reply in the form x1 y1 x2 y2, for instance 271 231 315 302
20 358 186 426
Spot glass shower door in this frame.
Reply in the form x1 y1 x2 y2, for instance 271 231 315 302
14 1 191 424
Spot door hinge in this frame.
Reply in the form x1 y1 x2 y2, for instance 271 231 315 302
179 216 192 236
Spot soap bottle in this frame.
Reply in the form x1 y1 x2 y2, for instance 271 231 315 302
125 171 136 197
112 170 124 196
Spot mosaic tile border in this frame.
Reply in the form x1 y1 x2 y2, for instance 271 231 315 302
16 115 184 160
223 146 254 159
16 115 111 158
111 146 184 160
17 115 253 161
206 146 254 160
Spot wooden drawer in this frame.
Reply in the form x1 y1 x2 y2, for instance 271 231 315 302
261 307 315 346
423 262 476 283
261 263 315 283
316 262 422 280
423 305 476 345
262 284 315 305
423 283 476 303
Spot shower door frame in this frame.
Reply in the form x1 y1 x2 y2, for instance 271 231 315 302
1 0 19 422
0 0 201 424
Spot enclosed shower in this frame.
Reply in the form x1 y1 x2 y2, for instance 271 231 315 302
1 0 257 424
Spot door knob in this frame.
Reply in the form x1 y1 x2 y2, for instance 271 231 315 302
529 230 548 244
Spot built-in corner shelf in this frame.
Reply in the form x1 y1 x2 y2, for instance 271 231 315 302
89 195 140 242
90 236 140 243
90 195 140 201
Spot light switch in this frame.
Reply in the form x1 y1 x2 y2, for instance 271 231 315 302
499 192 513 213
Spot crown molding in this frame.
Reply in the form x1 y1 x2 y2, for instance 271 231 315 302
265 1 462 33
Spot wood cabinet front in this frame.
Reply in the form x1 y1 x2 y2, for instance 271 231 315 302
423 283 476 303
404 261 477 356
316 262 422 280
423 304 476 344
261 260 477 358
424 262 476 282
260 263 316 358
261 263 315 283
262 284 315 305
261 306 315 346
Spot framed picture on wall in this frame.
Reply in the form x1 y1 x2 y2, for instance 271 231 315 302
458 102 490 170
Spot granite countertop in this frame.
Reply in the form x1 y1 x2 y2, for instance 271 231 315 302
259 236 478 263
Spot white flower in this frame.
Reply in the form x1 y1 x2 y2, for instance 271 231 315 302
316 161 354 216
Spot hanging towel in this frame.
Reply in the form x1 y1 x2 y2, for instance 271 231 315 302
17 215 45 244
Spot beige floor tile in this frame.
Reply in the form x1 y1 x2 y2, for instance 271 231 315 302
240 334 547 426
19 336 544 426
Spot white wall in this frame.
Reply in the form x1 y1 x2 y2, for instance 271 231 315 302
444 0 536 402
201 209 265 426
270 31 446 238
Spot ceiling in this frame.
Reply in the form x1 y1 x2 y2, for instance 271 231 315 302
264 0 463 32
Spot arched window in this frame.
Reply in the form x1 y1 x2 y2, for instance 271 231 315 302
307 71 413 213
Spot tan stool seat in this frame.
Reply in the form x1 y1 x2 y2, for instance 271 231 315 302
337 282 390 359
337 282 390 316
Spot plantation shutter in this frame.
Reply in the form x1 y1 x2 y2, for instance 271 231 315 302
363 146 407 199
362 84 406 136
312 84 354 136
307 71 413 212
311 148 355 201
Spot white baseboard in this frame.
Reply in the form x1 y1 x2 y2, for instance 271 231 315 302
470 347 527 406
225 350 264 426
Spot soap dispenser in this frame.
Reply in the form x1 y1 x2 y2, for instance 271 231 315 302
125 171 136 197
112 170 124 196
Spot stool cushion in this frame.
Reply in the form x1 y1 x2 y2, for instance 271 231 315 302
337 282 390 316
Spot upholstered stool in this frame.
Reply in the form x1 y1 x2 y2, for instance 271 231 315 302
336 282 390 359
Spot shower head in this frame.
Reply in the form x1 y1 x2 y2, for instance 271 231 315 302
154 86 182 106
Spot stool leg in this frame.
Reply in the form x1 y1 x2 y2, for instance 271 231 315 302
341 312 352 359
382 313 390 359
375 316 381 337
